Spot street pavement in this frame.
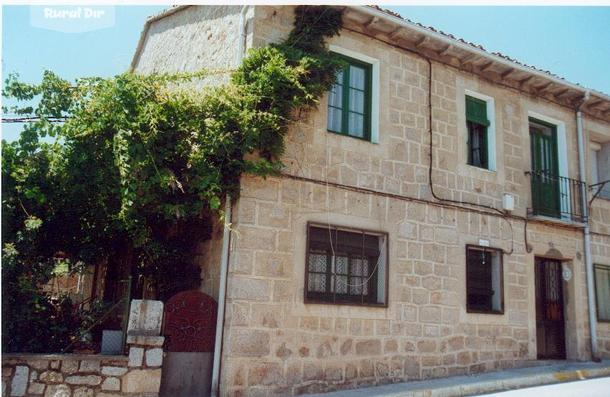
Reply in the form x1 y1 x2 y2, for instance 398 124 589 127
308 360 610 397
479 376 610 396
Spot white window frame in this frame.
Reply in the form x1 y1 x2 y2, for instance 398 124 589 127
464 89 496 171
527 111 570 221
328 44 380 144
591 141 601 186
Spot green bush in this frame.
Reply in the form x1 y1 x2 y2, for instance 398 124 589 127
2 6 343 352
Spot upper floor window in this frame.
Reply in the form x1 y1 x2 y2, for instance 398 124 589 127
305 223 387 306
327 54 372 141
594 264 610 322
590 141 610 200
466 245 503 314
466 95 491 169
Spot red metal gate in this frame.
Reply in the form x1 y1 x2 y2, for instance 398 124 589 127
161 290 218 397
163 290 217 352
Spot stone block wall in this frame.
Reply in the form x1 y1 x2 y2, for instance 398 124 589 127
2 300 165 397
217 174 603 395
210 6 610 395
132 5 253 89
128 4 610 395
1 352 159 397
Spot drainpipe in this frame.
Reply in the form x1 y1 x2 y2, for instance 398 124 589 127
211 6 249 397
576 90 599 361
211 194 232 397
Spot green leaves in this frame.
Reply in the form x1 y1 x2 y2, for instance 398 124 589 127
1 5 343 353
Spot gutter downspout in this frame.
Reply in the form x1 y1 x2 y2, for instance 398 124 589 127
576 90 599 361
210 194 232 397
211 6 249 397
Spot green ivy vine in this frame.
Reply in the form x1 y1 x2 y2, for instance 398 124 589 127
2 6 343 352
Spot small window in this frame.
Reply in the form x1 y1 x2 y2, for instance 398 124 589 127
305 224 387 306
466 95 490 169
594 264 610 322
466 245 503 314
327 54 372 140
591 142 610 200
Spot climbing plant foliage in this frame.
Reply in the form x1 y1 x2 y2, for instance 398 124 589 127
2 6 343 352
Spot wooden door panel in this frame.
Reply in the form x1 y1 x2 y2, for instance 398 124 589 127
535 257 566 359
530 121 560 218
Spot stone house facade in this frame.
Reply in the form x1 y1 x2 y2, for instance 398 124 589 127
131 5 610 396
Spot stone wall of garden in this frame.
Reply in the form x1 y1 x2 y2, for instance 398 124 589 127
2 300 165 397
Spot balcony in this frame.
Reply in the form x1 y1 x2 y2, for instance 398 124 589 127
526 170 586 224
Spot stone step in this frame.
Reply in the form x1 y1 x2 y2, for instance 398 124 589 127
308 360 610 397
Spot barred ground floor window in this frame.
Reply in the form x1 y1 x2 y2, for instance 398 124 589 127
305 223 388 306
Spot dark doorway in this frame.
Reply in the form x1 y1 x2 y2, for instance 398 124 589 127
535 257 566 359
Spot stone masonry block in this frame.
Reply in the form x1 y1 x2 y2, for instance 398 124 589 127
355 340 381 356
79 360 100 373
125 334 165 347
65 375 102 386
101 377 121 391
27 382 45 395
127 299 164 336
101 366 128 377
122 369 161 394
229 329 270 357
128 347 144 367
73 387 94 397
10 365 28 396
145 348 163 367
39 370 63 383
43 384 70 397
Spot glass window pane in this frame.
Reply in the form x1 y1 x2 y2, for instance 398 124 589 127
595 266 610 321
468 122 487 168
351 258 363 276
306 224 386 305
329 83 343 108
308 273 326 293
336 256 348 275
335 275 348 294
349 89 364 113
308 253 327 272
467 248 502 313
349 277 363 295
349 65 365 89
348 112 364 138
335 69 343 85
327 107 342 132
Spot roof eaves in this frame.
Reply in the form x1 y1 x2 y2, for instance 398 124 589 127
362 5 610 103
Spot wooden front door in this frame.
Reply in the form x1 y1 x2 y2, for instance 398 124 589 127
535 257 566 359
530 119 560 218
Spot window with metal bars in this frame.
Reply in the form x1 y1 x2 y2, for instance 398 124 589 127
327 54 372 141
466 95 490 169
305 224 387 306
594 264 610 322
466 245 503 314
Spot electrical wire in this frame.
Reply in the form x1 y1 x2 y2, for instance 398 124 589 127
425 58 514 255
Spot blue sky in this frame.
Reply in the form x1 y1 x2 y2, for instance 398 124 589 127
2 5 610 141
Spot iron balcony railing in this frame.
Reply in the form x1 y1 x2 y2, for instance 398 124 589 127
526 170 586 223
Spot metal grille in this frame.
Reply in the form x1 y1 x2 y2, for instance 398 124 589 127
305 225 384 305
527 170 586 223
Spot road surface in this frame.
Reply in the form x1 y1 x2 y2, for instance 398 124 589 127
480 376 610 396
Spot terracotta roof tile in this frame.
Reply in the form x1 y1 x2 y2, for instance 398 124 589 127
367 5 606 94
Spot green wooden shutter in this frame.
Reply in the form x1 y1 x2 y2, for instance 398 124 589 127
466 96 490 126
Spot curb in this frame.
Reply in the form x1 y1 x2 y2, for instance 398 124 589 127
309 362 610 397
